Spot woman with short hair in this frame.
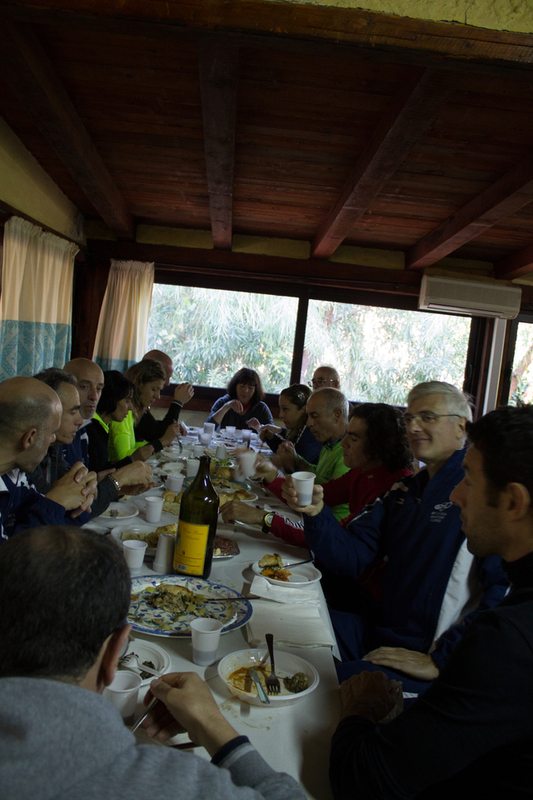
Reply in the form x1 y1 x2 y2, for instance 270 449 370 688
206 367 274 430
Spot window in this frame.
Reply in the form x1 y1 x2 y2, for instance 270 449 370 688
301 300 471 404
508 321 533 405
147 284 299 393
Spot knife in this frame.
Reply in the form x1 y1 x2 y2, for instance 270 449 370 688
248 668 270 704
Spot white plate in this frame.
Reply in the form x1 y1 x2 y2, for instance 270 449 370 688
111 524 173 558
252 559 322 587
118 640 171 685
162 463 186 475
218 648 319 707
99 503 139 526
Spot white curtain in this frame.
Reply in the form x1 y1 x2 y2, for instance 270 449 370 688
93 259 154 372
0 216 79 380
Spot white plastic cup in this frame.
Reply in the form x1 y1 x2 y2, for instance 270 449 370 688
203 422 215 435
145 496 164 523
291 471 316 506
186 458 200 477
225 426 236 436
123 540 147 575
192 444 204 457
103 670 142 725
241 429 252 443
200 433 211 447
167 474 184 493
215 444 227 459
236 450 256 479
190 618 224 666
153 532 176 574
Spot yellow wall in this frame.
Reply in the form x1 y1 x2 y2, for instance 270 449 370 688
0 117 83 242
275 0 533 34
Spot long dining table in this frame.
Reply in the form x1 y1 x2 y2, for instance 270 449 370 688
93 432 341 800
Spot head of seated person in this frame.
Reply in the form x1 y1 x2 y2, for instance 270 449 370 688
34 368 83 447
64 358 105 421
124 360 166 422
0 377 62 476
227 367 265 408
142 349 174 387
343 403 412 473
278 383 312 434
97 371 135 426
310 365 341 391
0 525 131 689
405 381 472 477
306 387 349 444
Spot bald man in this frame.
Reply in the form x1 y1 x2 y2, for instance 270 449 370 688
141 349 193 438
63 358 105 468
0 378 97 543
310 365 341 391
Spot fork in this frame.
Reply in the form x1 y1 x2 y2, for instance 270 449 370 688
265 633 280 695
119 652 162 677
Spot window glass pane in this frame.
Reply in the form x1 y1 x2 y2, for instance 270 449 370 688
509 321 533 405
302 301 471 404
146 284 299 392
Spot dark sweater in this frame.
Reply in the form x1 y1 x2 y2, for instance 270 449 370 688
330 550 533 799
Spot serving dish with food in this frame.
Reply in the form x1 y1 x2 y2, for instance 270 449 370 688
128 575 253 637
111 522 178 557
218 649 319 707
100 502 139 525
252 554 322 587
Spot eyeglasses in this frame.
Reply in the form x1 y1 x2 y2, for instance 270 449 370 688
404 412 461 425
309 378 335 388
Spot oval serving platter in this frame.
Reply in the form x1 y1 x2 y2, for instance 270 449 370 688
128 575 253 637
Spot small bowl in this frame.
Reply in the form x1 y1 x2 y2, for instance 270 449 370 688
218 648 319 707
252 559 322 587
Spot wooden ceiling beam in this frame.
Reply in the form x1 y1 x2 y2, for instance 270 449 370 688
198 37 238 250
406 154 533 270
0 17 134 239
495 244 533 280
311 67 458 259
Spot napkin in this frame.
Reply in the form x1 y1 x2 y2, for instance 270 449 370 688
250 575 320 605
246 599 336 648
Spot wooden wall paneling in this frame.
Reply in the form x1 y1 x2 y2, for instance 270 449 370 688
0 18 135 239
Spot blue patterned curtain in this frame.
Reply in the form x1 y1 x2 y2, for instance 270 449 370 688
0 217 79 380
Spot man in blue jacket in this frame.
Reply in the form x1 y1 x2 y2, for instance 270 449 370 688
284 381 508 694
0 377 97 543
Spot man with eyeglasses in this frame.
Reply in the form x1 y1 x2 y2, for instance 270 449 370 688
309 365 341 390
284 381 508 695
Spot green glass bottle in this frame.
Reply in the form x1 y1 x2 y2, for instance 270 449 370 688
173 455 220 579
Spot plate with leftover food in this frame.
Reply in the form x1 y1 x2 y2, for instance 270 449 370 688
218 649 319 707
128 576 253 637
118 640 171 684
100 503 139 525
213 535 240 559
252 553 321 587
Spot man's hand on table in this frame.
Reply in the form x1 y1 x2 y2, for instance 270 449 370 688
282 476 325 516
362 647 440 681
46 462 98 512
143 673 239 756
113 460 152 490
132 444 154 461
340 671 404 724
221 499 264 526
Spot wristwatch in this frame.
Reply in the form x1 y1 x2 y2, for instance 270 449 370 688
261 511 275 534
107 475 121 495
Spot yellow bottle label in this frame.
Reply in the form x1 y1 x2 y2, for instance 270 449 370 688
174 520 210 574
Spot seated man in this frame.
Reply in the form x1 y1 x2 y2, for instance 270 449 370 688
63 357 105 466
309 365 341 390
330 405 533 798
0 526 306 800
33 369 152 516
0 377 96 543
142 349 194 438
285 381 508 693
269 387 352 522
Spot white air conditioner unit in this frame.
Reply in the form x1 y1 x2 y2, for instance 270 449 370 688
418 274 521 319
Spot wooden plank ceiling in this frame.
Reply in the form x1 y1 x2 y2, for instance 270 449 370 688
1 0 533 283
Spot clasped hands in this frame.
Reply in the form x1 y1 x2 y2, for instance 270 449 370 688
46 461 98 516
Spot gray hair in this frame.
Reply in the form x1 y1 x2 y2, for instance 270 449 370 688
34 368 77 396
407 381 473 422
312 387 349 422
